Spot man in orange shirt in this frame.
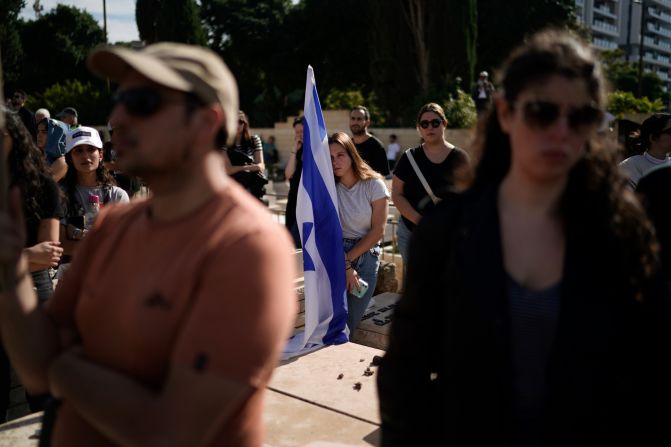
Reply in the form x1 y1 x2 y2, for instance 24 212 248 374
0 43 296 446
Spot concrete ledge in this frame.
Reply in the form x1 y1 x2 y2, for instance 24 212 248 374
351 293 400 350
270 343 383 425
263 391 379 447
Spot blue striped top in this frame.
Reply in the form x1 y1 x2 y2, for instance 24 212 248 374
507 273 561 446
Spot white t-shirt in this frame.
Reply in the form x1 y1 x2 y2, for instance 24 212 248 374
619 152 671 189
336 178 389 239
75 185 130 213
387 142 401 161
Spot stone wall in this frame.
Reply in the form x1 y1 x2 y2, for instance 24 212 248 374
251 110 476 168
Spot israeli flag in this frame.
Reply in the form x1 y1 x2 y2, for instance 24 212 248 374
282 66 348 359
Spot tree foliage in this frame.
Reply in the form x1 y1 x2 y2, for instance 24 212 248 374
601 49 669 103
17 5 105 94
0 0 26 85
27 79 112 125
443 89 477 129
608 91 664 118
201 0 298 125
369 0 478 126
477 0 576 77
137 0 206 45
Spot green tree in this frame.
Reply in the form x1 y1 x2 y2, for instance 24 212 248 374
136 0 160 43
368 0 478 126
137 0 206 45
0 0 25 87
601 49 669 103
201 0 296 125
443 89 477 129
608 90 664 118
18 5 106 94
28 79 112 125
477 0 576 77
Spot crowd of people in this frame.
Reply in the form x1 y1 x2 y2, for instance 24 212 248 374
0 27 669 446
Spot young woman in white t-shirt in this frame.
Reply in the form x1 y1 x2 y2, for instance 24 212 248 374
620 113 671 189
60 126 129 258
329 132 390 333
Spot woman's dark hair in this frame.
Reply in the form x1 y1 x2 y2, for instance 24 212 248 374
61 145 117 214
471 29 658 300
416 103 447 126
628 113 671 155
5 110 55 222
328 132 382 182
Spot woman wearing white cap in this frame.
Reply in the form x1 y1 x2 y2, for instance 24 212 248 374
59 126 129 258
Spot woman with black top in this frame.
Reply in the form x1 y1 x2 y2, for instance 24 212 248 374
223 110 267 200
2 110 63 418
392 103 469 265
378 30 671 446
5 111 63 302
284 116 304 248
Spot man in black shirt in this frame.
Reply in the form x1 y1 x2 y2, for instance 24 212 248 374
10 90 37 140
350 105 389 176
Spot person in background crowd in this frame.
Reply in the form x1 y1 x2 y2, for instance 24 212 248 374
56 107 79 128
223 110 267 200
10 90 37 140
59 126 129 261
379 29 671 446
4 112 63 302
36 117 69 182
637 165 671 284
3 110 64 416
284 116 304 248
262 135 279 165
35 108 51 124
0 42 296 446
386 134 401 173
619 113 671 189
329 132 389 333
391 102 469 268
350 106 390 177
472 70 495 114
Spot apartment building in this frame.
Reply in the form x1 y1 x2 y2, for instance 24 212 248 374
576 0 671 88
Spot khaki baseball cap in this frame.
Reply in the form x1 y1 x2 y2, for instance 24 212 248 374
87 42 239 143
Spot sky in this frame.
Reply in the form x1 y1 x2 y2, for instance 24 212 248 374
20 0 139 44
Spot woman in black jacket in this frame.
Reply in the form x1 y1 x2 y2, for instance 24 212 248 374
377 29 671 446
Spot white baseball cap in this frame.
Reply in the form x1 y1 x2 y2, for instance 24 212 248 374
65 126 103 153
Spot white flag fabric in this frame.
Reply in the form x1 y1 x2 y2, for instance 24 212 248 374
281 66 348 360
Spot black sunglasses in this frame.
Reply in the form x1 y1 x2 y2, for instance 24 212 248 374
419 118 443 129
660 127 671 135
113 88 197 117
516 100 603 132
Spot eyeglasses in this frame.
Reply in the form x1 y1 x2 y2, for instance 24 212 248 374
516 100 603 132
660 127 671 135
113 88 189 117
419 119 443 129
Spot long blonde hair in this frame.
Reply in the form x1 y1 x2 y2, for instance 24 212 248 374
328 131 382 182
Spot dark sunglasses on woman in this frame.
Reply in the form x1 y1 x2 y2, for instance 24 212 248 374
419 118 443 129
517 100 603 132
